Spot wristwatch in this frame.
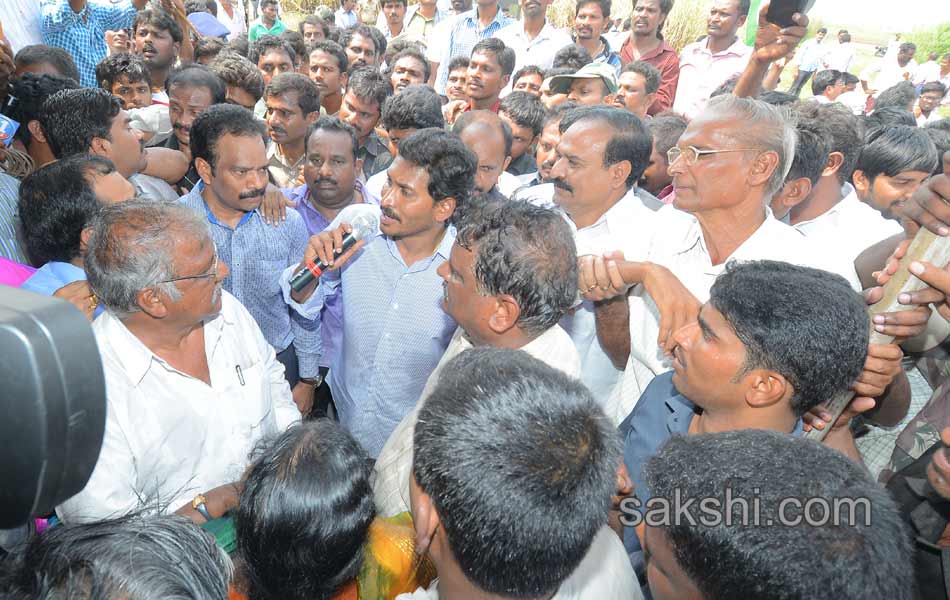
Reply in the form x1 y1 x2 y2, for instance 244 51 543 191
192 493 212 522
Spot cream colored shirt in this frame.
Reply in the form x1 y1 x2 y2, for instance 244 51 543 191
57 292 299 524
372 324 580 518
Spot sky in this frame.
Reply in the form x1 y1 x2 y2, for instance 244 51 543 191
808 0 950 32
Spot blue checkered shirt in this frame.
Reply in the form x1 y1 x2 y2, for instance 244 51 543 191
41 0 138 87
180 183 321 378
434 7 512 92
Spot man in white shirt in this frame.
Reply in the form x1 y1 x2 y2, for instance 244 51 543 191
917 81 947 127
916 51 942 86
373 200 581 517
495 0 572 75
57 199 299 524
861 42 918 97
821 30 855 73
397 347 639 600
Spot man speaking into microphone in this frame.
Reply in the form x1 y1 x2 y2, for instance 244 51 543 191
282 128 477 456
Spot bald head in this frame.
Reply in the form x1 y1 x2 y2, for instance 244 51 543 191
453 111 513 194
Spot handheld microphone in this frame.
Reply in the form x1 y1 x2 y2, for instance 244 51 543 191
289 209 379 293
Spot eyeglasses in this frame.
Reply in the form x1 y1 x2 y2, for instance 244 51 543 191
667 145 758 167
157 247 219 284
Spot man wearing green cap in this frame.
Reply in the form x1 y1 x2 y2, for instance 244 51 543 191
547 62 617 106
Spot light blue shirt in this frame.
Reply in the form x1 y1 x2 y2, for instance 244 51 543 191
181 183 320 378
284 227 457 456
21 261 105 318
434 7 512 92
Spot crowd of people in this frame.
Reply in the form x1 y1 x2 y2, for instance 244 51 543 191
0 0 949 598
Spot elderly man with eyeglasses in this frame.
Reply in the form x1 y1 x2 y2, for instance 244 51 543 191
56 197 300 526
574 96 871 424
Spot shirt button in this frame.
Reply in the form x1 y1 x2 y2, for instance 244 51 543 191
392 303 399 310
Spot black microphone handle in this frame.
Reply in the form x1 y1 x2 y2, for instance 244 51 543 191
289 230 360 293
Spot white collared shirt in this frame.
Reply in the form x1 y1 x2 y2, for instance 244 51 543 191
372 324 581 517
793 183 903 267
395 526 641 600
497 170 524 199
57 292 299 524
495 20 573 73
607 207 862 424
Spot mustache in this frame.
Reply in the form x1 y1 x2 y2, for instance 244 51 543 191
142 43 157 54
382 207 400 222
553 178 573 193
315 178 337 185
173 122 190 133
269 126 286 136
239 187 266 199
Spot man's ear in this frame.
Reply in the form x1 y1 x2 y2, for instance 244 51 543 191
195 156 214 185
774 176 813 213
822 151 844 178
340 71 349 92
644 92 657 111
410 475 441 557
743 371 790 410
852 169 871 201
135 286 170 319
27 120 47 144
603 93 616 106
173 41 182 59
501 154 512 173
306 109 319 125
434 196 456 224
748 150 779 189
89 136 111 159
79 227 94 256
488 294 521 335
610 158 633 192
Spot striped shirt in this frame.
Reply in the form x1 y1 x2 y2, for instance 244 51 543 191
41 0 138 87
433 7 512 93
0 172 27 264
180 183 321 378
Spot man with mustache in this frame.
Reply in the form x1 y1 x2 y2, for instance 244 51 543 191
285 128 477 457
516 100 577 190
133 9 188 105
496 0 572 76
672 0 751 118
180 104 319 414
618 0 679 115
264 73 321 188
166 65 227 192
427 0 510 95
572 0 621 77
339 67 394 179
57 198 299 525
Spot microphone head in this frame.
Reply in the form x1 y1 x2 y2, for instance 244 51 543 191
345 206 381 240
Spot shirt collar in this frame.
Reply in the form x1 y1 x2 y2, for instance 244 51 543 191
705 36 749 57
622 36 675 60
463 7 507 28
189 181 256 229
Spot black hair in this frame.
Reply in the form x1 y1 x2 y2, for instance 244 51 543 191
447 55 470 73
307 115 360 159
380 0 408 6
842 72 859 86
470 38 516 78
236 421 375 600
228 33 250 57
133 9 184 45
552 44 593 71
96 52 151 91
710 72 741 97
165 64 227 103
249 34 296 66
6 73 80 147
17 155 115 266
921 81 948 97
266 72 322 115
413 347 620 598
710 260 868 415
899 41 917 54
14 44 80 83
457 203 577 335
387 46 431 81
644 429 913 600
310 39 349 72
646 112 689 157
39 88 121 159
811 69 842 96
194 36 227 63
864 106 917 132
926 118 950 134
299 15 331 38
398 128 476 217
453 110 514 158
559 106 653 188
190 103 266 170
575 0 611 19
1 513 231 599
339 24 381 60
786 116 832 185
209 51 265 101
621 60 661 94
758 90 799 106
856 125 938 181
279 30 308 65
924 128 950 176
873 81 917 112
794 101 864 185
184 0 210 14
840 32 852 43
512 64 544 86
259 0 279 8
499 91 547 137
381 84 444 131
345 66 392 110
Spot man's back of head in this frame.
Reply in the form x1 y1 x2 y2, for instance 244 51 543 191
412 347 620 598
643 429 913 600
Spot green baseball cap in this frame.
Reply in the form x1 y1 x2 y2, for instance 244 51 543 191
547 62 619 95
